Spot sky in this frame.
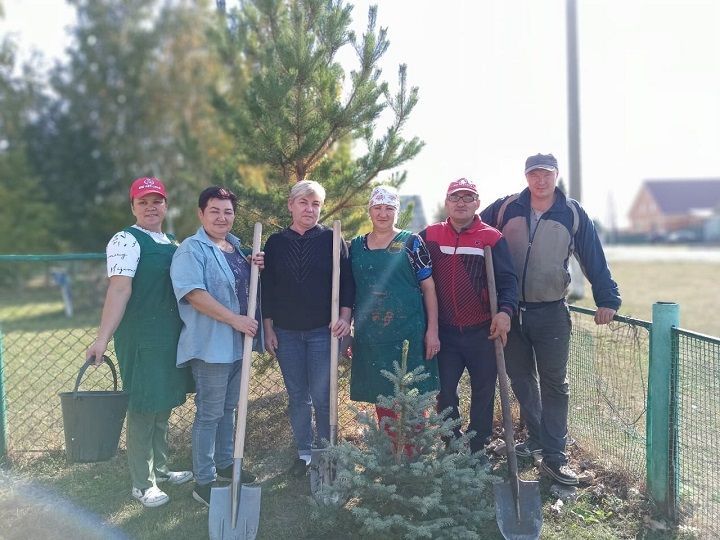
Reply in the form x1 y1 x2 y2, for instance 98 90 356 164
2 0 719 227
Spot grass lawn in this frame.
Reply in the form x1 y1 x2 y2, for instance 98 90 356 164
1 443 696 540
577 260 719 336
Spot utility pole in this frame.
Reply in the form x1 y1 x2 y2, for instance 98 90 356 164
565 0 586 302
566 0 582 202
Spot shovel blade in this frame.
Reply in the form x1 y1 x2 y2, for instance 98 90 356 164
309 448 347 506
209 484 261 540
309 448 331 497
493 480 542 540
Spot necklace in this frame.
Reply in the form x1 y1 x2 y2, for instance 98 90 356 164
216 240 234 253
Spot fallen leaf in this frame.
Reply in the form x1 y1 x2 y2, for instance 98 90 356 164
550 499 564 514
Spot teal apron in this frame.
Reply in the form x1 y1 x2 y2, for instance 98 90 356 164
350 231 439 403
114 227 194 412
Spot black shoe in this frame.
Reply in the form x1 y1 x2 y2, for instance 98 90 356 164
288 458 309 478
216 465 257 484
515 441 543 459
470 438 490 455
540 461 579 486
192 481 215 507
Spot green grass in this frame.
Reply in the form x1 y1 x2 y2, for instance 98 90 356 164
577 261 720 336
2 259 718 539
2 447 329 540
3 447 692 540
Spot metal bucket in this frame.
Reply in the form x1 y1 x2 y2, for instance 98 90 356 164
59 356 129 463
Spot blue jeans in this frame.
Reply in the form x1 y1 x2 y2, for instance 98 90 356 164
505 301 571 465
437 325 497 453
275 326 331 456
190 359 242 485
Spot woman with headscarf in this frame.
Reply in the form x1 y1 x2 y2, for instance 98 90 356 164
349 186 440 427
86 176 194 508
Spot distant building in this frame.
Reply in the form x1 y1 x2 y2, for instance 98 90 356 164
628 178 720 236
399 195 428 232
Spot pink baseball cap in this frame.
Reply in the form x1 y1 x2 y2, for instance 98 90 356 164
129 177 167 199
446 178 478 196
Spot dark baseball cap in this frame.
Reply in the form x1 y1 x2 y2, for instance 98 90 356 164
525 153 558 174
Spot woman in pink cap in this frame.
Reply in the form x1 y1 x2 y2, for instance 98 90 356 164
349 186 440 440
86 177 194 508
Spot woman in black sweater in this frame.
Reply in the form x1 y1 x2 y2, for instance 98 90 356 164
261 180 354 476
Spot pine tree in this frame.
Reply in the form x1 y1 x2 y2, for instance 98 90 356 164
0 34 58 252
214 0 423 238
318 341 497 539
27 0 228 248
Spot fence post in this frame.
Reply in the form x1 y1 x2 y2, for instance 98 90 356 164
646 301 679 518
0 328 7 463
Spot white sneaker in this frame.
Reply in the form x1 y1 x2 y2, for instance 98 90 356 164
131 486 170 508
156 470 193 485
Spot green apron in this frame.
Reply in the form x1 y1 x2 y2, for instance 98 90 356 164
114 227 193 412
350 231 439 403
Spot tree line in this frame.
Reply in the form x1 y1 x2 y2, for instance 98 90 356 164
0 0 422 252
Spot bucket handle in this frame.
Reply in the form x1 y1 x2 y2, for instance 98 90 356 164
74 355 120 397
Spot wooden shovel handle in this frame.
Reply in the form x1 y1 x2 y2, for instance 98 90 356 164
484 246 519 480
233 222 262 461
329 220 341 433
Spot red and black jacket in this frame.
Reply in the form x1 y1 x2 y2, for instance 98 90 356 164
420 215 517 329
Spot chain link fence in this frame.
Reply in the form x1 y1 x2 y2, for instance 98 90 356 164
0 255 366 461
672 328 720 538
567 306 651 482
1 255 111 458
0 256 653 472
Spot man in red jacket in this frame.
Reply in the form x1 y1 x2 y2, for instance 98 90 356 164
420 178 518 456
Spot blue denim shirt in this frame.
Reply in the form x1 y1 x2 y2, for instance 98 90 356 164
171 226 261 366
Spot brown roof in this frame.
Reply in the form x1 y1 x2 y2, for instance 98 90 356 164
644 179 720 214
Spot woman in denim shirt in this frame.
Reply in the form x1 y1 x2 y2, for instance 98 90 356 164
170 186 263 507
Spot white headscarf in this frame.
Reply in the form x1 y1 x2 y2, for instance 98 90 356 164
368 186 400 209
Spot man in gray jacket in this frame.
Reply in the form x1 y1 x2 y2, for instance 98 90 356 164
481 153 621 485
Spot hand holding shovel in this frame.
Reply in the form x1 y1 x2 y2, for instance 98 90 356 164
484 245 542 540
310 220 342 502
209 223 263 540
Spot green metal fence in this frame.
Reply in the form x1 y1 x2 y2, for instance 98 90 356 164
567 306 650 482
0 254 355 461
1 255 718 537
672 328 720 538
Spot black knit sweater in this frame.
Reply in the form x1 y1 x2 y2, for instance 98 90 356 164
261 224 355 331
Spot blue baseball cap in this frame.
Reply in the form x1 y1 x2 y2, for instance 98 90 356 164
525 153 558 174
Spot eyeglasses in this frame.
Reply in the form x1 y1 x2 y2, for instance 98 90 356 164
447 194 478 203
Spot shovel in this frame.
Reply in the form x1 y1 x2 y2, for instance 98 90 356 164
209 222 263 540
484 245 543 540
310 220 341 502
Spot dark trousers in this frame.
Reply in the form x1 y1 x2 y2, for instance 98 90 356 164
437 325 497 452
505 301 571 465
